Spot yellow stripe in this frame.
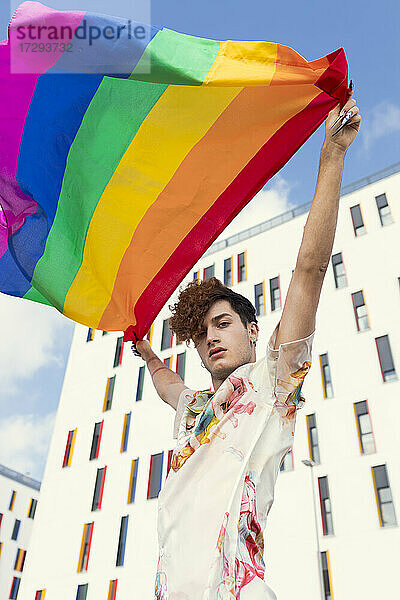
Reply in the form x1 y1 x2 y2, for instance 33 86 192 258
326 550 334 599
68 429 77 467
103 379 110 412
64 85 245 325
319 355 326 399
77 523 88 572
371 467 383 527
306 415 312 459
353 403 364 454
244 250 247 281
120 414 128 453
262 280 266 314
27 498 32 518
203 41 278 86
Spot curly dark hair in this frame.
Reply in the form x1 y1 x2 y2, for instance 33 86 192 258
168 277 258 346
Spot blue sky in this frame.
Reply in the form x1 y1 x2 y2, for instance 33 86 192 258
0 0 399 479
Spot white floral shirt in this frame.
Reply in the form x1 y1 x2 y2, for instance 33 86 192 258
155 321 315 600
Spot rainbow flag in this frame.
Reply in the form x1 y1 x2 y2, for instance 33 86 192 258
0 1 349 342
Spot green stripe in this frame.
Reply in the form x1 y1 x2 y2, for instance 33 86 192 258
23 286 53 306
30 77 168 312
130 28 220 85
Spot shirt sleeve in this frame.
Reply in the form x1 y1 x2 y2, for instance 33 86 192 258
267 320 315 417
172 388 195 439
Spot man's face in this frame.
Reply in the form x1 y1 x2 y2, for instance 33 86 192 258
193 299 258 389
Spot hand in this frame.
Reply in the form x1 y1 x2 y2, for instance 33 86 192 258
323 89 361 153
132 339 152 359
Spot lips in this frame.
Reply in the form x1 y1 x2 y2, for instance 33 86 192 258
209 348 226 358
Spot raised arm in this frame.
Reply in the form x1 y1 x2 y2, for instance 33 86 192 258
273 91 361 349
135 339 188 410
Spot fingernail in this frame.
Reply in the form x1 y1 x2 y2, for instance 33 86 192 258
339 108 346 117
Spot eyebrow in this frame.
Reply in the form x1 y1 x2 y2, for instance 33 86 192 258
201 313 233 328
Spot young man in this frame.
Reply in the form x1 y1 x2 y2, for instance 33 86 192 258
135 93 361 599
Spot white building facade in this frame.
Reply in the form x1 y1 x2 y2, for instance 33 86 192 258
19 163 400 600
0 464 40 599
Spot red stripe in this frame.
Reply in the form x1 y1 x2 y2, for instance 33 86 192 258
85 523 94 571
62 431 72 468
147 456 153 500
127 90 340 341
96 421 104 459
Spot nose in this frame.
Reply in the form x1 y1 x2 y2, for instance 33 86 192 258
206 326 220 346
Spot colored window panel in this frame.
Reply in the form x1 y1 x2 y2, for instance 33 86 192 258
321 551 333 600
86 328 94 342
376 193 393 226
354 401 376 454
193 270 200 281
146 323 154 344
306 413 320 463
166 449 173 477
163 356 173 369
9 577 21 600
224 257 233 286
113 337 124 367
103 376 116 411
375 335 397 382
34 591 46 600
14 548 27 572
127 458 139 504
203 264 215 280
318 476 334 535
77 523 94 572
9 490 16 511
62 429 77 467
332 252 347 288
176 352 186 381
372 464 397 527
147 452 164 499
91 466 107 511
27 498 38 519
116 516 129 567
352 290 370 331
350 204 366 236
320 353 334 398
136 366 145 402
90 421 104 460
120 412 132 453
270 276 281 311
108 580 118 600
254 282 265 316
11 519 21 541
237 252 246 282
76 584 88 600
161 319 173 350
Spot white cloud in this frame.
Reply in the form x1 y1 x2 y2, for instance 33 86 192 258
361 100 400 151
0 293 73 398
216 175 296 240
0 412 56 480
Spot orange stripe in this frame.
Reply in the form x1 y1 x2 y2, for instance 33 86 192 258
99 80 320 330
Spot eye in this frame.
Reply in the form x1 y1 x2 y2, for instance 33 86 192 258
219 321 229 327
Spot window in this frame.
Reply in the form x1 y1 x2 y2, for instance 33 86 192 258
270 276 281 311
108 580 118 600
203 264 215 280
147 452 164 499
27 498 38 519
34 591 46 600
0 512 3 530
76 584 88 600
136 367 145 402
91 467 107 511
350 204 366 236
254 282 265 316
86 328 94 342
320 551 333 600
164 356 173 369
9 490 16 511
224 257 233 286
146 323 154 345
127 458 139 504
113 337 124 367
120 413 131 453
9 577 20 600
351 290 370 331
376 193 393 226
103 376 116 411
166 449 173 478
161 319 173 350
354 401 376 454
90 421 104 460
116 515 129 567
331 252 347 288
375 335 397 382
237 251 247 282
176 352 186 381
14 548 26 572
318 476 334 535
372 464 397 527
193 270 200 281
319 353 334 398
102 330 108 336
279 448 293 472
306 414 320 463
62 429 77 468
77 523 94 572
11 519 21 541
